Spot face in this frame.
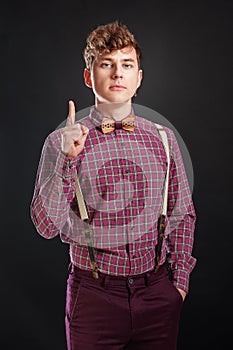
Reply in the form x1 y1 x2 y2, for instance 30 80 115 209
84 46 143 105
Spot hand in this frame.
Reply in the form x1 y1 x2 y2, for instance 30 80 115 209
61 100 89 158
177 288 186 301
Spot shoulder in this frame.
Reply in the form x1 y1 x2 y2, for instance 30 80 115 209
135 115 176 140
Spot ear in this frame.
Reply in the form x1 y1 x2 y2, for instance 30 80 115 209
136 69 143 89
84 68 92 88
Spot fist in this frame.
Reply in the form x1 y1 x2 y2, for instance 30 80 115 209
61 100 89 158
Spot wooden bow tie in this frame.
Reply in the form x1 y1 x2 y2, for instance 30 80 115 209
101 115 135 134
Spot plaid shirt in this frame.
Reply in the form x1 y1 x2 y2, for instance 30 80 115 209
31 107 196 293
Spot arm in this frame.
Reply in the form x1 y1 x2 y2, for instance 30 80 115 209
30 100 89 239
165 128 197 296
30 134 78 239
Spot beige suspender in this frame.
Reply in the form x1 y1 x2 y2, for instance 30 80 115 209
154 124 170 216
154 124 170 273
74 123 170 278
74 171 99 279
74 171 88 220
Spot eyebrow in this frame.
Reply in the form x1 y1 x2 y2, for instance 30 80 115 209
99 57 136 63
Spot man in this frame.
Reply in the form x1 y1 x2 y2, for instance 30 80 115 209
31 21 196 350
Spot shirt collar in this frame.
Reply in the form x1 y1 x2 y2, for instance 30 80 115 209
89 106 136 129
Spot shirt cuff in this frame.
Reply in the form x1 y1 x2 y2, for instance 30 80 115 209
170 254 197 294
54 150 80 179
172 269 190 294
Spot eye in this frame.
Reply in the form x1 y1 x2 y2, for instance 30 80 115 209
101 62 112 68
123 63 133 69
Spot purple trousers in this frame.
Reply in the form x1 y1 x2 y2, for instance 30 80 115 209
65 263 183 350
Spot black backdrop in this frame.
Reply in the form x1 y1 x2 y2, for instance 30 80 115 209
2 0 233 349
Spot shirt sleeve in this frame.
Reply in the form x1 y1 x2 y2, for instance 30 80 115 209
30 130 80 239
165 128 197 294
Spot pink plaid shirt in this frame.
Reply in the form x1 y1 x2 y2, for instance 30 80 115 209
31 107 196 293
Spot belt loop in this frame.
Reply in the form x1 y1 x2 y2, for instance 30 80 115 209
103 275 109 289
145 272 151 286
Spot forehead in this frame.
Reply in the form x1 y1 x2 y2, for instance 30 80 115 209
96 46 137 61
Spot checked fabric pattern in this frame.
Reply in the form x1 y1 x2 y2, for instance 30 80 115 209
30 107 196 293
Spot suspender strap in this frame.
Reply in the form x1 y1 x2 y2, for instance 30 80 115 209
154 124 170 273
74 172 99 279
74 171 88 220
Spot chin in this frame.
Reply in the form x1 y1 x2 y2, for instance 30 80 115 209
106 96 131 104
97 92 131 104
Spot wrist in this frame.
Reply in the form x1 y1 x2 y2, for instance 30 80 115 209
176 288 187 301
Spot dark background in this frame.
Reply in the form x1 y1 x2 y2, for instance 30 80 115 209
2 0 233 349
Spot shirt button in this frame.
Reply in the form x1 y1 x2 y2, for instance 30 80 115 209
128 278 134 285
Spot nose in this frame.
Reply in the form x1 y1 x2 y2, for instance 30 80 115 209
112 64 123 79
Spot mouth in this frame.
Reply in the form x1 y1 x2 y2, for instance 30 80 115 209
109 85 127 91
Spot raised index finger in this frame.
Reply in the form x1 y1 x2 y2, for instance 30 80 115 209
66 100 76 126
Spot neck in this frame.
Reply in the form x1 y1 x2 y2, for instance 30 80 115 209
95 101 132 121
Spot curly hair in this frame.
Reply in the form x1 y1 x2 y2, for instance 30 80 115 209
83 21 141 70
